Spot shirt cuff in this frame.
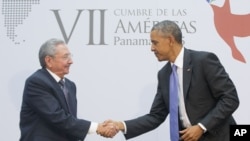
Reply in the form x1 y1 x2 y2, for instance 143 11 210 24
88 122 98 134
198 123 207 133
122 121 127 134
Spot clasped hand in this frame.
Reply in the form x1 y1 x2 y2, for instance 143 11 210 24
96 120 119 138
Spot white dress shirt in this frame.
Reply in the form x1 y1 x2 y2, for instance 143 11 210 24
174 48 206 132
173 47 192 128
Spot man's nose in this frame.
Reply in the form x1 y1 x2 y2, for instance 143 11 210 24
151 45 155 51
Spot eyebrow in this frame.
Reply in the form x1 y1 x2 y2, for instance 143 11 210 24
151 40 158 44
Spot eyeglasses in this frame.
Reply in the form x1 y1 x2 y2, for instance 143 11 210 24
61 54 73 61
51 53 73 61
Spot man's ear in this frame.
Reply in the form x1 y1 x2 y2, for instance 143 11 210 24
45 56 52 68
169 35 175 47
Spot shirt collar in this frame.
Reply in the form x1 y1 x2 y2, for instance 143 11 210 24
173 47 184 69
46 68 63 83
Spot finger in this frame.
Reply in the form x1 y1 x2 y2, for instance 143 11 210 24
180 128 187 134
180 131 189 141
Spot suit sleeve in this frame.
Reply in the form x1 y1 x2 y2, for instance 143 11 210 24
199 53 239 131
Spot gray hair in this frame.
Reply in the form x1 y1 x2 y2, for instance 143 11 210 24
151 20 182 44
39 38 65 68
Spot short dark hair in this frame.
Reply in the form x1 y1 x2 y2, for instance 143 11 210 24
151 20 182 44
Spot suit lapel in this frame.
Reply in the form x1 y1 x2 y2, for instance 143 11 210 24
42 69 71 114
182 49 192 99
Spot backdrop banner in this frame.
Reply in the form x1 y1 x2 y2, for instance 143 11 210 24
0 0 249 140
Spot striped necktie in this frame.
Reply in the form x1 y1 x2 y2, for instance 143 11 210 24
59 79 69 107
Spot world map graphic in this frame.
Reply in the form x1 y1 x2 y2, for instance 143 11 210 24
1 0 40 44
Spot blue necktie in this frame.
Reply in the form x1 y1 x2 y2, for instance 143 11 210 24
169 64 179 141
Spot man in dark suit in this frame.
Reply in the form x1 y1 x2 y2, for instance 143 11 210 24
104 20 239 141
19 38 117 141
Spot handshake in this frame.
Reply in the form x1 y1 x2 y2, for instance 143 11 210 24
96 120 124 138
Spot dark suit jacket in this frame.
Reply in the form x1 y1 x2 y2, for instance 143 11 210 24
19 68 91 141
124 48 239 141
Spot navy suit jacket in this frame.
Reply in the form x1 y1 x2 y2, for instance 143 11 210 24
20 68 90 141
124 48 239 141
